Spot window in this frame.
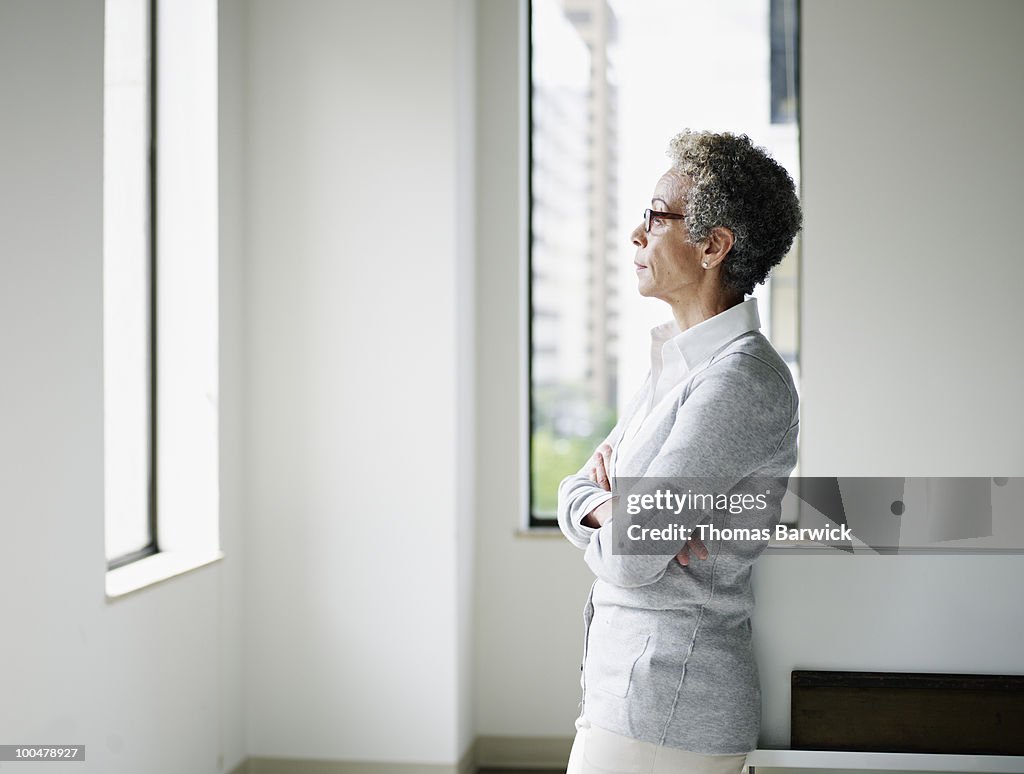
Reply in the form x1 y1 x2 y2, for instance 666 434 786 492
528 0 801 527
104 0 156 569
104 0 222 595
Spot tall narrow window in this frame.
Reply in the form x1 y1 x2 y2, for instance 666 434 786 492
528 0 801 526
104 0 220 597
104 0 157 568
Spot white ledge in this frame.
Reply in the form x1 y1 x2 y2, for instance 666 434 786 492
105 548 224 599
746 749 1024 773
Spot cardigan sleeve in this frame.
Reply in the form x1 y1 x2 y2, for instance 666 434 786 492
583 353 795 588
557 476 614 550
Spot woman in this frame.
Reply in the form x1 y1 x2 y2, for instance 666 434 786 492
557 129 802 774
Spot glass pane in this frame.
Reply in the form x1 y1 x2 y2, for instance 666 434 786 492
104 0 153 561
530 0 801 521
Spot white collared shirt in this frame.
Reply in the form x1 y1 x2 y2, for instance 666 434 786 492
614 297 761 467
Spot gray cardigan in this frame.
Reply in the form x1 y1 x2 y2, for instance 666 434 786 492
557 329 799 754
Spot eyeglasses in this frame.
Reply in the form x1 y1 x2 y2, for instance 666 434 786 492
644 208 686 233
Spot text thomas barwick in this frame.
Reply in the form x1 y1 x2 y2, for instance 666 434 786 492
625 522 853 543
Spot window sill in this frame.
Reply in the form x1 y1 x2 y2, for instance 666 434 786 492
516 525 564 537
105 548 224 600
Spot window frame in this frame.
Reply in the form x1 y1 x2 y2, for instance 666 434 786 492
104 0 223 596
105 0 160 570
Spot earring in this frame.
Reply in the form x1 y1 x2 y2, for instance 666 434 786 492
702 260 710 269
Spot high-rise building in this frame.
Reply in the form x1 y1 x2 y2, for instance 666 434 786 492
530 0 621 443
530 0 591 430
563 0 620 411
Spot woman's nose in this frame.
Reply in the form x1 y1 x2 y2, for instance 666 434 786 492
631 222 646 247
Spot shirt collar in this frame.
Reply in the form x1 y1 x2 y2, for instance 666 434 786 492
650 297 761 371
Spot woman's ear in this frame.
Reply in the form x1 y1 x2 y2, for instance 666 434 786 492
702 226 735 269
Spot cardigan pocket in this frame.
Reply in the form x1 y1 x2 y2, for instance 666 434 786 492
584 620 651 699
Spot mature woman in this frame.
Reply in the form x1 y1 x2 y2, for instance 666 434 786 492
557 130 802 774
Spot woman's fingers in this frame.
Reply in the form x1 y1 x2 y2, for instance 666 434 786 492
595 448 611 490
676 543 691 565
690 537 709 559
596 444 612 490
586 444 614 491
593 455 609 491
676 537 710 566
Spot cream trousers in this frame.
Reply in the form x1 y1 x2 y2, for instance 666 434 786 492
566 715 750 774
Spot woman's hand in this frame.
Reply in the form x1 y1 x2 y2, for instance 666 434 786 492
583 498 709 564
675 538 709 566
586 443 613 491
581 497 613 529
580 444 614 529
583 440 709 563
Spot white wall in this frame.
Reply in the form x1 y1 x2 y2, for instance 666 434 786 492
240 0 476 764
800 0 1024 477
754 0 1024 746
474 0 1024 748
0 1 246 772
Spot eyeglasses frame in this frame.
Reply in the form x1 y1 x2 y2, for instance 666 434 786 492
644 208 687 233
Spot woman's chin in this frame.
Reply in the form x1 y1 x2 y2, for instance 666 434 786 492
636 279 656 297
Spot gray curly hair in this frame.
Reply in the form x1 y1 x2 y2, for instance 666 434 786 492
667 130 802 296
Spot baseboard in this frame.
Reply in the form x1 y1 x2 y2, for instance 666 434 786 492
458 739 478 774
241 758 462 774
226 735 572 774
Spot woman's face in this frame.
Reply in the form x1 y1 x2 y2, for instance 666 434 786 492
630 169 705 303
